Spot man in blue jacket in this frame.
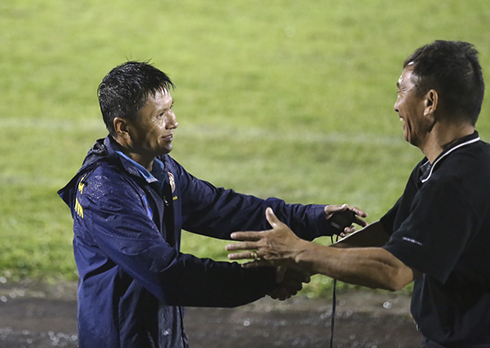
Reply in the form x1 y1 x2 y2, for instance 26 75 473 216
58 61 366 348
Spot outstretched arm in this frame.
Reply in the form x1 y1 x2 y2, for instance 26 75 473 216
172 156 367 240
227 208 420 291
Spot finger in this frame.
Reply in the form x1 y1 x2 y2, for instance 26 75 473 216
349 207 368 227
241 261 261 268
354 216 368 227
241 259 276 268
349 214 368 227
269 288 290 301
229 231 264 241
354 220 367 227
325 204 368 219
228 251 258 260
326 204 368 227
351 206 368 218
343 226 356 234
350 207 368 227
226 241 259 252
275 266 286 283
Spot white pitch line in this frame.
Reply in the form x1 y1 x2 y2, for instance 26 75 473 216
177 124 406 147
0 117 405 146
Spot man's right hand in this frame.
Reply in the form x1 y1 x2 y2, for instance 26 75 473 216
268 267 311 301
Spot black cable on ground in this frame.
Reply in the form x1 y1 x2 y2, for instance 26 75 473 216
330 278 337 348
329 235 339 348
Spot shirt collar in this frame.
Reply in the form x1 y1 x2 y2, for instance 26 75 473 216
419 131 480 183
115 151 161 184
104 136 167 184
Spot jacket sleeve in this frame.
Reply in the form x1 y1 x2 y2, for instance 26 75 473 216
169 157 336 240
76 167 276 307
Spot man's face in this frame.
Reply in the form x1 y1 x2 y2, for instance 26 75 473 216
127 88 178 158
394 66 428 147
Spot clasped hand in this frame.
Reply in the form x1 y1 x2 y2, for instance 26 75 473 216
268 267 311 301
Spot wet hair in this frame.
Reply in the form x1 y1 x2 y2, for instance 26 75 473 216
98 61 175 136
404 40 485 125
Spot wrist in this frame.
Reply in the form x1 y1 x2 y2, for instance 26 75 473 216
292 240 311 266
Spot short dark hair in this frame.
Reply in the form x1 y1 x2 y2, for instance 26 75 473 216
98 61 175 136
404 40 485 125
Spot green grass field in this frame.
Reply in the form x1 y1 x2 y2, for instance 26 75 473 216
1 0 490 296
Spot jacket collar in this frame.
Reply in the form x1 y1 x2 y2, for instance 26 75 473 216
103 136 166 184
58 135 167 205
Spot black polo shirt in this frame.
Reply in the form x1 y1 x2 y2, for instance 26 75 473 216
381 131 490 346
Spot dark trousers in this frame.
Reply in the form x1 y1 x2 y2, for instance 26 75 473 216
423 338 490 348
422 339 446 348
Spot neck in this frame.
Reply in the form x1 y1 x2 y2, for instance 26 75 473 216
421 123 475 163
112 136 155 171
127 153 154 172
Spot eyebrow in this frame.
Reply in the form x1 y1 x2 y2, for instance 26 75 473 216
159 100 174 114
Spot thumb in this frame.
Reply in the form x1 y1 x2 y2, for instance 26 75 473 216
324 203 348 217
266 207 280 228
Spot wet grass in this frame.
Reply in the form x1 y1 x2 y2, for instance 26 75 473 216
1 0 490 295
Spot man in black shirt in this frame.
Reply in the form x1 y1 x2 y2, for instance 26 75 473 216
227 40 490 347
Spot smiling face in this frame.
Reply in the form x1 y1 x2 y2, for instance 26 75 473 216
394 66 429 147
117 88 178 168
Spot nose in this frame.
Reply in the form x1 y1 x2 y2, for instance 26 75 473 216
393 98 399 113
166 111 178 130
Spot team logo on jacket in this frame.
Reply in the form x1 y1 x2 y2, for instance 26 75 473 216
168 172 175 193
75 174 87 219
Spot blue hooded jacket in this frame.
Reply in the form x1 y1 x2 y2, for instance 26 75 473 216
58 136 336 348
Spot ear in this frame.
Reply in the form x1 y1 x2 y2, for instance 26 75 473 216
113 117 131 138
424 89 439 118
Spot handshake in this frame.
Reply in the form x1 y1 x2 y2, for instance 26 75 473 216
226 204 367 301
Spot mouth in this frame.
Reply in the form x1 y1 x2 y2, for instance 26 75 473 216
162 133 173 141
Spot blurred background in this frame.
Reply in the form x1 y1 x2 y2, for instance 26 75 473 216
1 0 489 296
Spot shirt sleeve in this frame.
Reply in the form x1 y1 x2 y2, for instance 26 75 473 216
169 157 335 240
383 177 479 283
379 198 400 236
76 166 276 307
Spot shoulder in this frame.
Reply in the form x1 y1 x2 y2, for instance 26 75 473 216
422 142 490 208
438 141 490 179
81 161 142 199
84 160 124 183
